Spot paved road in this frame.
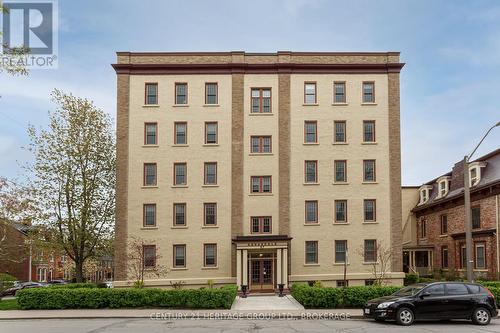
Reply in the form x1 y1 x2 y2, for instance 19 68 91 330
1 318 500 333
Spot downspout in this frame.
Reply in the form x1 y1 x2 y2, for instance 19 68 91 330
496 194 499 280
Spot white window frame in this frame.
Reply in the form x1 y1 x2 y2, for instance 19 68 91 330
436 176 450 198
418 185 432 205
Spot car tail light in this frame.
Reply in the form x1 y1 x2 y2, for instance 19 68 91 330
485 287 495 300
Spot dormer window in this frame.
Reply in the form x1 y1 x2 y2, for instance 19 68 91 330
436 176 450 198
469 162 486 187
418 185 432 205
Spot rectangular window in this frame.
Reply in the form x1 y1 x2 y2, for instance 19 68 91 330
145 83 158 105
334 121 346 143
205 122 218 144
440 215 448 234
441 246 449 268
251 217 272 234
363 121 375 142
204 244 217 267
472 207 480 229
175 83 188 104
143 204 156 227
304 160 318 183
420 219 427 238
337 280 348 287
251 88 271 113
364 199 376 222
362 82 375 103
305 200 318 224
460 245 467 269
363 160 376 182
334 82 346 103
174 122 187 145
335 240 347 263
144 123 158 145
204 203 217 226
143 245 156 268
304 82 317 104
250 136 272 153
173 244 186 268
204 162 217 185
251 176 272 193
475 243 486 269
335 200 347 223
304 121 318 143
174 163 187 185
364 239 377 262
334 160 347 182
205 83 218 104
143 163 157 186
173 203 186 226
305 241 318 264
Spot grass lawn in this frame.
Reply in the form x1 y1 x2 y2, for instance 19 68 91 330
0 299 19 310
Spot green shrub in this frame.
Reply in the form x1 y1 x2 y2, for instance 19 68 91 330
479 281 500 288
291 283 400 308
404 274 419 286
0 273 17 281
17 285 237 310
50 283 98 289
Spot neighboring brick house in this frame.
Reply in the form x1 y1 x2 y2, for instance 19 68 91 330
0 219 30 280
404 148 500 279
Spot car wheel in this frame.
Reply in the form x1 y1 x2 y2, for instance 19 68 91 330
396 307 414 326
472 307 491 325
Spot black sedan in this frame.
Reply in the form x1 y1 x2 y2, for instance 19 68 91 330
364 282 498 326
0 281 46 297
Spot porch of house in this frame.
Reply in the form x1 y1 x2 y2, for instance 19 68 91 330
403 248 434 277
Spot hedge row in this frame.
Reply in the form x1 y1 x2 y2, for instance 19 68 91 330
17 285 237 310
49 283 99 289
291 283 400 308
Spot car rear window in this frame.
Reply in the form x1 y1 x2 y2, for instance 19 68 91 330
466 284 485 294
446 283 469 295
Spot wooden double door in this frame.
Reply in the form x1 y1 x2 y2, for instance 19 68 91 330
250 258 274 292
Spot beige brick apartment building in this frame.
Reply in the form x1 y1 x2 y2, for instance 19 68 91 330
112 51 405 291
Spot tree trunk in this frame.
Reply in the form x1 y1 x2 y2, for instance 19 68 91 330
75 259 84 282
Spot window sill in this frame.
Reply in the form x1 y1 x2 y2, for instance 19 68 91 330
201 266 219 270
303 263 320 266
303 223 320 226
303 182 320 186
361 142 377 145
171 226 188 229
362 262 378 265
332 142 348 145
203 144 219 147
248 113 273 116
303 142 319 145
362 181 378 184
141 227 158 230
362 221 378 224
249 153 274 156
248 193 273 196
203 104 220 107
302 103 319 106
333 262 349 266
202 184 219 188
172 104 189 107
332 182 349 185
202 225 219 229
172 144 189 147
361 103 377 106
171 185 188 188
143 104 160 108
142 144 159 148
331 103 348 106
170 267 188 271
333 222 349 225
439 234 447 238
142 186 158 189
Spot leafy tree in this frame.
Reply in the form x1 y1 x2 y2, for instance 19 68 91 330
26 89 115 282
0 2 29 76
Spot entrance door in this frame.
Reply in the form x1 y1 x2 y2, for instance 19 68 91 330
250 259 274 292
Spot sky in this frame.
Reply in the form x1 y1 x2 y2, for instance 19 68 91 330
0 0 499 186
